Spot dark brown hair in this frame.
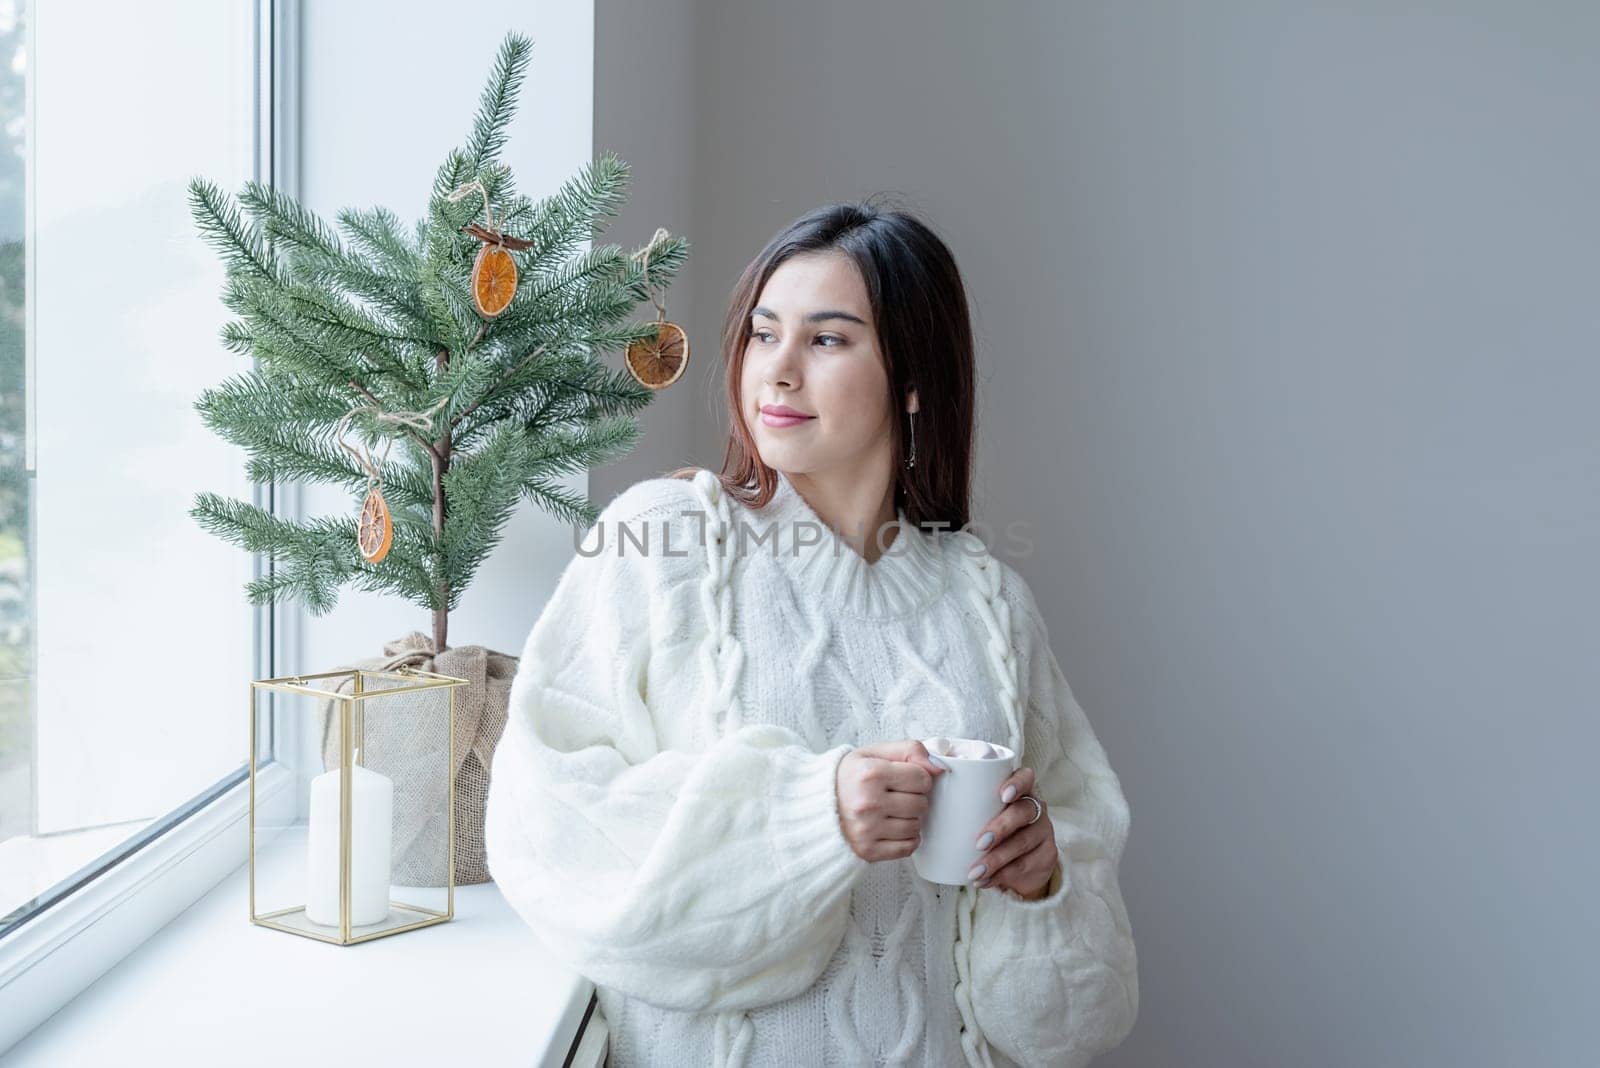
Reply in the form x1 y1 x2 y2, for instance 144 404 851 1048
668 196 975 532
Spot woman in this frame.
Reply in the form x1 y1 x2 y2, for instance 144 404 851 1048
484 202 1138 1067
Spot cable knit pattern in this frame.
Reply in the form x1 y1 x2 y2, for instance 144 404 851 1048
483 467 1137 1067
691 469 758 1059
947 530 1026 1068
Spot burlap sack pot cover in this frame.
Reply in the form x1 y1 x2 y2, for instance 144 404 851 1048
315 631 517 886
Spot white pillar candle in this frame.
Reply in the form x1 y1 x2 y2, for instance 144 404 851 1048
305 753 393 927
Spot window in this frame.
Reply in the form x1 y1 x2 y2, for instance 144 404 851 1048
0 0 280 943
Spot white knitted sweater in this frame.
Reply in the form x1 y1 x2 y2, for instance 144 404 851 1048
484 468 1138 1067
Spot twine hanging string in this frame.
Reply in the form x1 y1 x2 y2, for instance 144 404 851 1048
446 165 513 244
631 227 673 320
446 179 496 236
335 394 451 491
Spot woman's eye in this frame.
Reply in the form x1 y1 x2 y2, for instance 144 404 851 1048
749 330 843 347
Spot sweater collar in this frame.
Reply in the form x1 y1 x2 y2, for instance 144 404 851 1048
734 468 948 619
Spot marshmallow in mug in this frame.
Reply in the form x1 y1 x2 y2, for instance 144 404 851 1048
926 736 1003 761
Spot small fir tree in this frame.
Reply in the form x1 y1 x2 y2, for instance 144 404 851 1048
186 33 688 653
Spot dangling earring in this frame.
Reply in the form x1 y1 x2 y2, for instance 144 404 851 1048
906 410 917 469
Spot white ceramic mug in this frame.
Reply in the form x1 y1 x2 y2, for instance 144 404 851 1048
910 737 1018 885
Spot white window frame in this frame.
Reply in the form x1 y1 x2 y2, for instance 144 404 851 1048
0 1 305 1052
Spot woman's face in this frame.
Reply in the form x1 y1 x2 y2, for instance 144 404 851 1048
739 250 901 480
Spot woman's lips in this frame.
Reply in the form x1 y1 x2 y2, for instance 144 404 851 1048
760 407 815 428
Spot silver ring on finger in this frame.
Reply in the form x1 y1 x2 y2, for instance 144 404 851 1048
1021 794 1043 825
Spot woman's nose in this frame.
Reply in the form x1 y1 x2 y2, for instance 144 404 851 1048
764 339 804 386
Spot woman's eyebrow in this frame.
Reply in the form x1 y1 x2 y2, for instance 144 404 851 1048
752 305 867 326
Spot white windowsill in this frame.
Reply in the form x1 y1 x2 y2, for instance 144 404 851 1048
2 860 595 1067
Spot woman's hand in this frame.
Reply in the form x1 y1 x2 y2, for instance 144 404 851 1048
969 764 1059 900
835 739 948 863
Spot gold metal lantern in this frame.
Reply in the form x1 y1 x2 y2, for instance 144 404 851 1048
248 666 467 945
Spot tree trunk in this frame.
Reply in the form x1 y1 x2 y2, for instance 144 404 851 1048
432 347 452 654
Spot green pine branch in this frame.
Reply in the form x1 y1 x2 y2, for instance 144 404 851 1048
196 372 438 511
519 475 599 532
188 178 280 286
465 34 533 174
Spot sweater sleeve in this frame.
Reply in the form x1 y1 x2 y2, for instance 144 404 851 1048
483 486 870 1015
965 576 1139 1067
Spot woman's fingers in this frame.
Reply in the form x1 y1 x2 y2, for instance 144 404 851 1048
879 815 921 841
972 767 1042 850
996 764 1036 805
972 824 1049 888
878 788 930 820
878 758 937 794
969 793 1051 880
975 829 1054 891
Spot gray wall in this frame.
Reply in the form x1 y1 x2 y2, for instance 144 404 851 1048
598 3 1599 1064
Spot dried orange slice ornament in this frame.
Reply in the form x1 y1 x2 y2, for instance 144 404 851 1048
334 393 448 569
625 319 689 390
447 175 534 320
470 243 518 318
624 229 688 390
358 488 393 563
